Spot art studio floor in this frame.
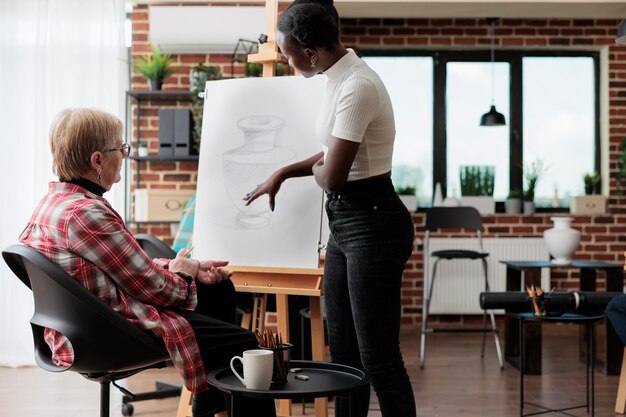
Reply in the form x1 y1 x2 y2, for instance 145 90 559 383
0 323 620 417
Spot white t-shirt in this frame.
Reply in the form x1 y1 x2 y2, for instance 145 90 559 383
317 49 395 181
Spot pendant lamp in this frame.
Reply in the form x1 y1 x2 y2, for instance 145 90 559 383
480 18 506 127
617 19 626 45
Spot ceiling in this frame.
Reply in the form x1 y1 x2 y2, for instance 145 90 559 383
138 1 626 19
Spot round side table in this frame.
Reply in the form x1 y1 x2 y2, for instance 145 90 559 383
207 360 371 416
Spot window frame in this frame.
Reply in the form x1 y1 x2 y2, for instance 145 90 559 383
358 48 600 208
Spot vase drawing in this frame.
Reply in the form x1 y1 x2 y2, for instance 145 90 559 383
222 115 295 228
543 217 581 265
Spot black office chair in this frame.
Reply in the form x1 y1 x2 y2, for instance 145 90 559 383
2 244 173 417
420 206 503 369
135 233 177 259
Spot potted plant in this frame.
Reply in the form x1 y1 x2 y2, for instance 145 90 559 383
137 141 149 157
459 165 495 214
583 171 600 195
275 62 288 77
395 185 417 212
132 44 176 90
189 63 223 154
523 159 546 214
505 189 522 214
244 62 262 77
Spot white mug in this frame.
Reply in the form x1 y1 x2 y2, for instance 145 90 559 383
230 349 273 390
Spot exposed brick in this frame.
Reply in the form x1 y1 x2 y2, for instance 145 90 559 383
369 27 391 36
129 8 626 326
382 38 405 45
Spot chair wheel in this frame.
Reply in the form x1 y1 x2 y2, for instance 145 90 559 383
121 403 134 416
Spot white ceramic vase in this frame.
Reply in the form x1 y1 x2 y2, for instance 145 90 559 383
543 217 581 265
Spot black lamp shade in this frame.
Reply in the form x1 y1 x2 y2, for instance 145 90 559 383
617 19 626 45
480 105 506 126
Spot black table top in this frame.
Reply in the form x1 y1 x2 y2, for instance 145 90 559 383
508 312 606 322
207 360 371 399
500 260 622 269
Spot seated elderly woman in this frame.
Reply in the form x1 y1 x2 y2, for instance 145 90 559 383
19 108 276 417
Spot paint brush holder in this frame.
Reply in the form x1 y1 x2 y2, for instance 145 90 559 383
261 342 292 385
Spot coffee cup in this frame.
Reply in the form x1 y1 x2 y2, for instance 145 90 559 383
230 349 273 390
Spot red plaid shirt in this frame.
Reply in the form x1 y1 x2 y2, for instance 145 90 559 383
19 182 209 393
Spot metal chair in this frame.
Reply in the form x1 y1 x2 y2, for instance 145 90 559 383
420 206 503 369
2 244 173 417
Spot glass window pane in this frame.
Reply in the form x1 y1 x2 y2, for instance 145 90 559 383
523 57 595 207
447 61 510 200
364 56 434 207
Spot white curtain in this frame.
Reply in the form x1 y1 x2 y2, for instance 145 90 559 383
0 0 128 366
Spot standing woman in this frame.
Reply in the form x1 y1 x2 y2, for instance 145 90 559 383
244 0 416 415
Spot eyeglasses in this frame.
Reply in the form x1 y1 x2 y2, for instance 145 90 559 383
104 143 131 158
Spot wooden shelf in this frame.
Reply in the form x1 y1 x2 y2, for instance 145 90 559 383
130 155 199 162
127 90 193 101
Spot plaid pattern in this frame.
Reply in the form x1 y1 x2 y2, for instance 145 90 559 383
172 194 195 253
19 182 209 393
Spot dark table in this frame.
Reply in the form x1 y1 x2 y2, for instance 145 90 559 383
207 360 371 417
502 260 623 375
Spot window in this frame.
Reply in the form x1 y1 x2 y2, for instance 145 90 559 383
523 57 596 207
361 50 599 210
447 61 510 200
363 56 434 206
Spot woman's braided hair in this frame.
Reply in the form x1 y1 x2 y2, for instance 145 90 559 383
277 0 340 50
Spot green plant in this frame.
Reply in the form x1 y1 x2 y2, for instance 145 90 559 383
583 171 600 186
189 64 223 154
507 188 522 199
132 45 176 88
244 62 262 77
395 185 416 195
523 159 546 202
275 62 287 77
459 165 495 196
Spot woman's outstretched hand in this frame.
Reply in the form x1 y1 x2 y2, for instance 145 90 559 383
242 174 283 211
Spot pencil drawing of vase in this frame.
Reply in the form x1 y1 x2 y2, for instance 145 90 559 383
223 115 295 228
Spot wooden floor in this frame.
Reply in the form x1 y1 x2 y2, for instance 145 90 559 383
0 323 622 417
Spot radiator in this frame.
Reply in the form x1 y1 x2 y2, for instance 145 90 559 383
426 238 550 314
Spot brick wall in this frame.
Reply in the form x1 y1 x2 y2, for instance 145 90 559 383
131 6 626 324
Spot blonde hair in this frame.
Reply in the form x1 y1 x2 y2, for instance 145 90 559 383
49 108 124 180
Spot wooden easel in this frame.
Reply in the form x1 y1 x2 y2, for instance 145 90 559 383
231 266 326 417
241 4 328 416
178 3 328 416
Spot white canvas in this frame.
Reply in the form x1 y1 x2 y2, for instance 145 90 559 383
194 76 326 268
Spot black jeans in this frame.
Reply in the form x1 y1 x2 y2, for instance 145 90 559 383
177 280 276 417
324 177 416 417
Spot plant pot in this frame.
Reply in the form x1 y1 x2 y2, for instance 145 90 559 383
399 195 417 212
584 184 593 195
505 198 522 214
150 78 163 90
543 217 581 265
523 201 535 214
460 196 495 214
138 143 149 157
